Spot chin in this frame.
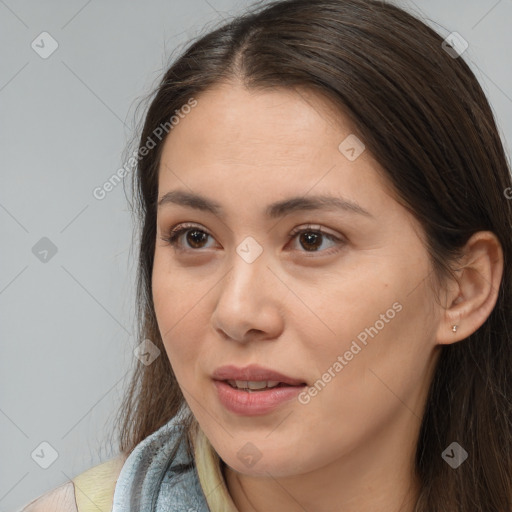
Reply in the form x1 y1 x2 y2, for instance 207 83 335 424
217 440 314 478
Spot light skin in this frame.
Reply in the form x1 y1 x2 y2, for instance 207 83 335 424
151 81 503 512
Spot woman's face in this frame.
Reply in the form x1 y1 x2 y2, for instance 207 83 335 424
152 82 443 477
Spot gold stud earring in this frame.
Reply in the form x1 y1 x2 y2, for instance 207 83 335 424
452 325 458 332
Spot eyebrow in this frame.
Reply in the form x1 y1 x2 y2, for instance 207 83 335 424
157 189 373 219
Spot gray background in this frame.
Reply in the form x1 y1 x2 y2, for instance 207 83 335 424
1 0 511 510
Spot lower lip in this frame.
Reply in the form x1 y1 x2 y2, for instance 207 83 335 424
213 380 305 416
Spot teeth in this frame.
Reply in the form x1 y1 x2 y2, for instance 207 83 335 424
227 380 281 390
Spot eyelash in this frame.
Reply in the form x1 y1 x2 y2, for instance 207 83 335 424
160 222 345 256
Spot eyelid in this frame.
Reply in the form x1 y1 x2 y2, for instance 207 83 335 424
288 223 341 240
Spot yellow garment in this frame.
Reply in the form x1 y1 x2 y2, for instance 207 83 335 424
72 455 126 512
20 455 127 511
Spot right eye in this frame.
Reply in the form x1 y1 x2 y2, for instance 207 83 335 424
160 223 216 251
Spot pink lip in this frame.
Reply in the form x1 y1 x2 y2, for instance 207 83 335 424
212 364 305 385
212 364 307 416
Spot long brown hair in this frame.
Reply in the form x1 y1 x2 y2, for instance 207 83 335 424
111 0 512 509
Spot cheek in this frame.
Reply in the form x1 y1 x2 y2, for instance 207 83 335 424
300 250 437 408
151 256 207 379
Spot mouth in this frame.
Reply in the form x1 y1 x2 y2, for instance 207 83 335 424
224 380 299 392
211 364 307 415
212 363 307 386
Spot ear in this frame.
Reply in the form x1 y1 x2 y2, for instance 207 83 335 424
436 231 504 345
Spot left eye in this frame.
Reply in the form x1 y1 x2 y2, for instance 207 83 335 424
160 223 344 254
288 226 342 253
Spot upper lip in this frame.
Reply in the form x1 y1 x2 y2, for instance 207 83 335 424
212 364 306 386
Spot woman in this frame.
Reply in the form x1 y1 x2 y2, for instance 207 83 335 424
20 0 512 510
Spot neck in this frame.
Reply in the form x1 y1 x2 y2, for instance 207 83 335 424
224 408 422 512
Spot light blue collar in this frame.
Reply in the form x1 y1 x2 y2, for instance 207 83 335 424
111 411 210 511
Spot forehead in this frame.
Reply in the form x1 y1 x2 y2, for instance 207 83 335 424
162 82 355 159
157 81 396 213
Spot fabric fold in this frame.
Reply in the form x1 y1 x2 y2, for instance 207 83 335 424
111 409 210 512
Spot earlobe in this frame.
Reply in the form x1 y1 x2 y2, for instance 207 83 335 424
435 231 504 345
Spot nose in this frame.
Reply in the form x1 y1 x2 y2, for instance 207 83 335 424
211 245 285 344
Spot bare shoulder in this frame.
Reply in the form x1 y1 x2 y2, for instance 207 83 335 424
19 453 128 512
18 480 77 511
